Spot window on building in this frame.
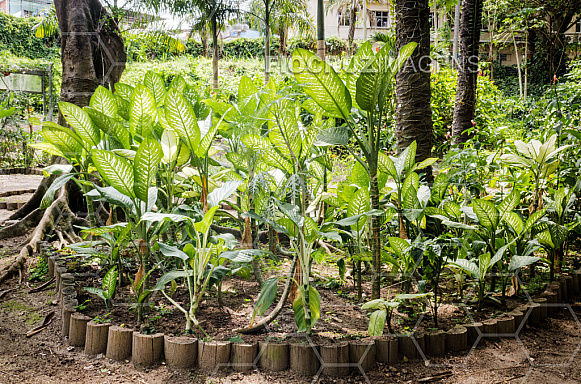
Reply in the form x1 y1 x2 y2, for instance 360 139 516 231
499 53 508 63
338 10 356 26
374 11 390 28
576 17 581 33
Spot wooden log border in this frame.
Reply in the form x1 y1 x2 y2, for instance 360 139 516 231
46 247 581 374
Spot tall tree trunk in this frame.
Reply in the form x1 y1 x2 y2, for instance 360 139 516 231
317 0 325 59
55 0 125 111
211 15 219 91
265 0 271 83
451 0 483 145
347 1 357 55
395 0 433 163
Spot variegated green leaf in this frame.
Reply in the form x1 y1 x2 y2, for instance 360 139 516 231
133 137 163 202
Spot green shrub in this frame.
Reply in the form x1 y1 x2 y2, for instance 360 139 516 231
0 13 58 60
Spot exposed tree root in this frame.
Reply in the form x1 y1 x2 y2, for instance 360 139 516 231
0 209 44 240
0 187 71 286
235 251 298 334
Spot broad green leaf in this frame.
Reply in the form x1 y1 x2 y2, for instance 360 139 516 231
86 186 135 209
152 270 193 291
133 137 163 202
207 180 242 208
169 75 187 93
412 157 438 172
90 86 117 117
443 202 462 221
238 75 259 103
350 161 370 188
472 199 499 232
314 126 350 146
103 267 118 299
293 287 309 333
449 258 478 279
165 89 200 150
346 187 370 231
84 107 131 149
500 154 533 168
241 134 270 150
129 84 157 137
276 201 304 228
220 249 268 263
92 150 135 198
525 207 547 233
0 107 15 119
161 129 179 163
194 205 219 235
40 126 83 160
84 287 106 301
309 286 321 327
548 222 568 249
196 115 220 158
29 142 64 157
346 41 374 107
43 164 73 176
362 298 386 310
498 189 521 221
251 277 278 321
395 292 432 301
508 256 540 272
292 48 351 119
504 211 524 234
378 152 397 178
388 237 411 257
140 212 192 224
114 83 134 100
144 71 166 106
158 242 188 261
59 101 101 147
41 173 74 209
404 141 418 174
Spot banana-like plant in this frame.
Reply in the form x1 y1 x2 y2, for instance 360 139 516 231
293 41 436 298
501 134 570 212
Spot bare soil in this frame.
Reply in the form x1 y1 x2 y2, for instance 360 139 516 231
0 235 580 383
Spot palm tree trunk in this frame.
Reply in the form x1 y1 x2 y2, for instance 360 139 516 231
265 0 271 83
211 15 219 91
347 1 357 55
395 0 433 164
317 0 325 59
451 0 483 145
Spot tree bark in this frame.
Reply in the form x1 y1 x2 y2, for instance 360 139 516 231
55 0 126 110
317 0 325 59
395 0 433 163
211 15 219 91
347 0 357 55
264 0 271 83
451 0 483 145
0 0 127 284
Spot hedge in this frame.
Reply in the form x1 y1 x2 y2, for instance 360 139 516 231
0 13 58 60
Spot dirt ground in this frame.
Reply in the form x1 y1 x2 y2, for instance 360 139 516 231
0 177 580 383
1 244 581 384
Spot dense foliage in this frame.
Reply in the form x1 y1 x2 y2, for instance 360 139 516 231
0 13 58 59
